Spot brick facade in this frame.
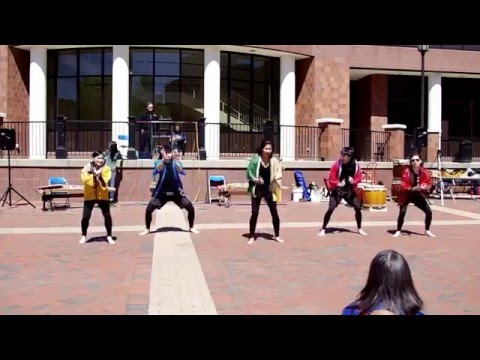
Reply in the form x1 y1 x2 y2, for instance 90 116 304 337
4 45 480 162
0 46 8 115
7 47 30 121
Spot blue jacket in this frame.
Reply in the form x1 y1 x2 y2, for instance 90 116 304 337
342 303 424 315
153 160 185 197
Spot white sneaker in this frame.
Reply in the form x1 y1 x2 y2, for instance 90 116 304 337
107 236 116 245
392 231 402 238
189 228 199 234
318 229 326 237
358 229 367 236
79 236 87 244
275 237 284 243
247 238 255 245
139 229 150 236
425 230 436 238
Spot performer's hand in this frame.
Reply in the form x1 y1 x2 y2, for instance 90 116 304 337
348 176 354 184
338 179 346 187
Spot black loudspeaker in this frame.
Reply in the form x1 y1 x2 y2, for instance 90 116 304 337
455 140 472 163
199 149 207 160
264 120 275 145
0 128 16 151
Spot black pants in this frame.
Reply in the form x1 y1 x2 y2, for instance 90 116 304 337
81 200 112 236
322 187 362 229
145 195 195 230
249 187 280 237
397 193 432 231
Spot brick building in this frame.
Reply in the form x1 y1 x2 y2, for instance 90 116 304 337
1 45 480 202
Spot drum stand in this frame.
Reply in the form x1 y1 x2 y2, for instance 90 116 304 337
431 149 455 206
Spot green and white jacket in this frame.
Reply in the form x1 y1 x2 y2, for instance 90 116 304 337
246 154 282 200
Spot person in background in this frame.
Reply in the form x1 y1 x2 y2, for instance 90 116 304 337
137 102 159 157
104 141 123 204
342 249 424 315
171 124 187 157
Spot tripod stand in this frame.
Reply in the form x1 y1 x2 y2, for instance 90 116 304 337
431 149 454 207
0 149 36 208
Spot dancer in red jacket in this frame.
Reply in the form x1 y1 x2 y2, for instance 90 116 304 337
393 154 435 237
319 147 366 237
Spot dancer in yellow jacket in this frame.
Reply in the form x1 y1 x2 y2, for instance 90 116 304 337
80 151 115 244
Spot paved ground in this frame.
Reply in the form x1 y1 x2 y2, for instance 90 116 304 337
0 197 479 315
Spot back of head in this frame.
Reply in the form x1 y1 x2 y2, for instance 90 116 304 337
355 250 423 315
370 309 395 315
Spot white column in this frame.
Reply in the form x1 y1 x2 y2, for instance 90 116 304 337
280 56 296 161
428 74 442 151
428 74 442 132
204 46 221 160
112 45 130 157
29 46 47 159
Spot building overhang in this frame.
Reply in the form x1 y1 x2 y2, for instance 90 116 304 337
351 68 480 80
14 45 308 59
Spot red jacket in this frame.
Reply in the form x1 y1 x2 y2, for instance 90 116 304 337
326 159 363 191
397 167 432 206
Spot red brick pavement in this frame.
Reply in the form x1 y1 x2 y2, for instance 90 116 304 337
0 198 478 315
192 224 480 315
0 232 152 315
194 200 472 224
191 199 480 315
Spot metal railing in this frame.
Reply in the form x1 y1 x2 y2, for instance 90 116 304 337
342 128 391 161
0 120 416 162
441 137 480 161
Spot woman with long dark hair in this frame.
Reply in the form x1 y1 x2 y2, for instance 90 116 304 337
104 141 123 203
342 250 424 315
246 140 284 244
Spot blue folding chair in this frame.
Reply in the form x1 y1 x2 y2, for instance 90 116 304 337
208 175 226 204
48 177 69 210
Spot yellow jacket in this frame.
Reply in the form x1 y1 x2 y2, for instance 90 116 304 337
81 163 112 201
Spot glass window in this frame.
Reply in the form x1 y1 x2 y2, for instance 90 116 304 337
155 49 180 76
154 76 181 119
103 77 112 121
79 76 103 120
58 51 77 77
441 45 463 50
253 56 270 82
48 48 113 122
220 52 280 126
57 77 78 119
131 49 154 75
80 50 102 76
182 50 203 65
130 76 154 117
104 50 113 76
130 48 205 123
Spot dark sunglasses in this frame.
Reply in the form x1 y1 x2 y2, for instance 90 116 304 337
411 158 420 162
